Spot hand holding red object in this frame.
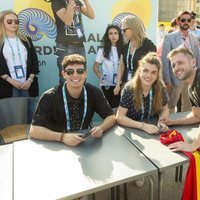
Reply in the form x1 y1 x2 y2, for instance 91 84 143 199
160 129 184 145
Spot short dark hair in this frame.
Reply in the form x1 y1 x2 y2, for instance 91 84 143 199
170 18 177 27
62 54 86 70
190 11 196 19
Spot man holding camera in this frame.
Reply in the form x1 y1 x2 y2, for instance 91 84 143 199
45 0 95 83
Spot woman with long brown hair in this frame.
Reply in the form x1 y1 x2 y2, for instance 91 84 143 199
116 52 169 135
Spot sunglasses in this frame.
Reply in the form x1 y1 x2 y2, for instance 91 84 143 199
180 18 191 23
64 68 86 76
121 28 130 33
7 19 19 25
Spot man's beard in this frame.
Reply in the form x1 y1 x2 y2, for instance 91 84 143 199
176 69 192 81
180 24 190 31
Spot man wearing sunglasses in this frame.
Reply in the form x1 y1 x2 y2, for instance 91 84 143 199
29 54 115 147
162 10 200 114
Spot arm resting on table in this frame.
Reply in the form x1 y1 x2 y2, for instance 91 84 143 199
29 125 62 142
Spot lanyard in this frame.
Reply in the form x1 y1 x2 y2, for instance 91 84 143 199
62 82 87 131
110 47 119 73
126 42 136 70
141 89 153 120
6 37 22 65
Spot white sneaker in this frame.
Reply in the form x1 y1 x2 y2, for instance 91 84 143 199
135 177 145 187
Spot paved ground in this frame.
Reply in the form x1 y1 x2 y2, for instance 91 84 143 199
91 164 188 200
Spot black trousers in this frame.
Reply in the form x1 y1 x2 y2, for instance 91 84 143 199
101 86 120 109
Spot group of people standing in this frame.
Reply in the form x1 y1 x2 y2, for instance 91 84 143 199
0 1 200 196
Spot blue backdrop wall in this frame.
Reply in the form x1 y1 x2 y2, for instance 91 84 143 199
0 0 158 95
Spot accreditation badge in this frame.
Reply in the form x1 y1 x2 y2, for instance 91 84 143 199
127 70 132 81
75 24 84 39
14 65 25 79
113 73 117 84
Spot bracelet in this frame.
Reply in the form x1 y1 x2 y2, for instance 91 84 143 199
28 77 33 83
4 76 9 81
141 122 144 130
29 75 34 79
60 133 65 143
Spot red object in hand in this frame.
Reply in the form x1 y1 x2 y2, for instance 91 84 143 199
160 129 184 145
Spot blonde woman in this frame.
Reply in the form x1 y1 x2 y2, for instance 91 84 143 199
0 10 39 122
116 52 169 135
114 15 156 95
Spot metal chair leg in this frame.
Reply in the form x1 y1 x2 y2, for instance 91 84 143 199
124 183 128 200
147 176 154 200
111 187 115 200
91 193 96 200
175 166 179 182
179 165 183 182
158 172 164 200
116 185 120 200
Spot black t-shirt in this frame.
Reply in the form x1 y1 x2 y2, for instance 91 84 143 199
32 83 113 132
51 0 85 46
189 68 200 107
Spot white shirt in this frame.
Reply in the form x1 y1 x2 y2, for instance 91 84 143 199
95 46 119 86
3 37 28 83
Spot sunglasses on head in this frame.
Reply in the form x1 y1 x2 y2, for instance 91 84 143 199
180 18 191 23
121 28 130 33
7 19 19 25
64 68 86 76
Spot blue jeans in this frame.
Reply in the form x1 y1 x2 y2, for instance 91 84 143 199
56 43 86 84
12 87 38 123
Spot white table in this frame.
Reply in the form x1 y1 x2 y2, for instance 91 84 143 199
167 112 199 182
117 114 195 200
168 112 199 143
13 126 157 200
0 144 13 200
